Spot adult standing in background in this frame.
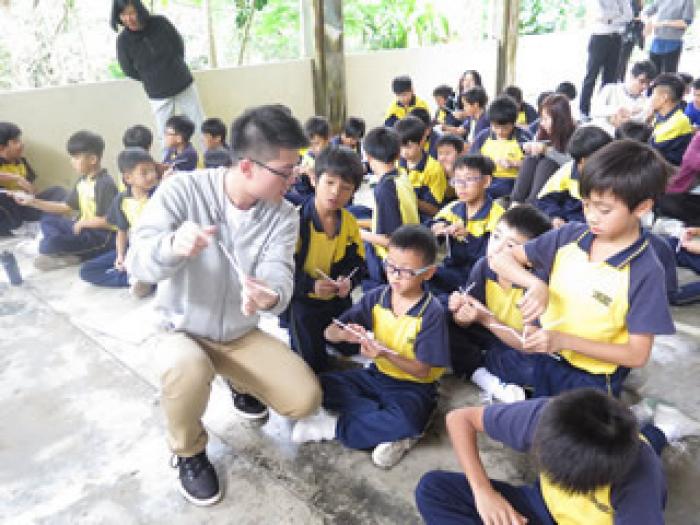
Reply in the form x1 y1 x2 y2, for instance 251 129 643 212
617 0 645 81
579 0 633 120
643 0 695 74
111 0 205 144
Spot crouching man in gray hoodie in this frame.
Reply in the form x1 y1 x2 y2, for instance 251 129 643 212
127 105 322 506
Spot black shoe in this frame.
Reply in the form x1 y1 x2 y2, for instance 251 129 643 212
171 452 222 506
227 381 269 420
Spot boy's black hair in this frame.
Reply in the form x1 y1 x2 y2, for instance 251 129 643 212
342 117 366 139
122 124 153 150
409 107 432 128
555 81 577 101
201 118 227 142
304 116 330 140
454 153 495 177
693 78 700 91
630 60 657 81
503 85 523 105
461 86 489 108
230 105 307 162
433 84 455 99
580 139 671 210
567 125 612 163
614 121 653 143
499 204 552 240
536 90 554 111
165 115 195 143
66 130 105 158
0 122 21 146
110 0 150 31
436 134 465 153
395 116 427 145
362 126 401 164
117 147 155 175
533 389 640 494
678 72 693 86
487 95 519 125
314 145 364 190
389 224 438 265
392 75 413 95
651 73 685 102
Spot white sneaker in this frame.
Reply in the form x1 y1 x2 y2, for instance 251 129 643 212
653 402 700 443
33 254 80 271
372 437 418 469
291 409 338 444
11 221 40 237
490 382 526 403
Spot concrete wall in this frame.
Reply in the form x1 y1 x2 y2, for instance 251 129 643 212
0 59 315 189
345 41 500 128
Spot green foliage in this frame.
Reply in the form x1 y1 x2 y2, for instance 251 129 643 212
107 61 126 80
519 0 586 35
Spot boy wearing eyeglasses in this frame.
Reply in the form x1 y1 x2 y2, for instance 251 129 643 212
429 154 504 297
281 145 366 374
291 225 449 469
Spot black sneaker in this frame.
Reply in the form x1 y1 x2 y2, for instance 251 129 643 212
171 452 222 506
227 381 269 420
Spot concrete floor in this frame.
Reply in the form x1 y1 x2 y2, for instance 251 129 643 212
1 230 699 525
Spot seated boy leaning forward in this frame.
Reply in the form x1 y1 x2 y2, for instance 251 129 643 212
489 140 675 398
282 145 366 374
291 225 450 469
396 116 448 222
15 130 117 271
126 105 322 507
429 154 504 297
162 114 198 172
0 121 66 236
79 148 158 297
384 75 430 128
470 95 532 201
448 205 552 403
360 126 419 291
285 116 330 206
416 388 700 525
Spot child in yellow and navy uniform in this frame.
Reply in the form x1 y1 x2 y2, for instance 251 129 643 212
0 122 66 235
396 116 448 223
359 126 419 291
433 85 462 129
448 206 552 403
384 75 430 128
417 388 700 525
292 225 450 469
410 107 442 160
79 148 158 290
163 115 198 172
429 154 503 296
536 125 613 226
490 140 675 398
17 131 117 270
286 116 330 206
470 95 531 200
282 145 366 374
649 73 693 166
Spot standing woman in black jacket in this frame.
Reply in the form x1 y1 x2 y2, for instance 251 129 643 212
111 0 204 144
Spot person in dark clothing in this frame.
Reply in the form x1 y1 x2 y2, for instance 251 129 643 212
111 0 204 143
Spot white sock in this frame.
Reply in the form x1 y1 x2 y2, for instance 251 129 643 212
471 367 525 403
471 367 500 393
291 409 338 444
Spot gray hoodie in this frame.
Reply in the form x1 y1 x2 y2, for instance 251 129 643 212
126 168 298 342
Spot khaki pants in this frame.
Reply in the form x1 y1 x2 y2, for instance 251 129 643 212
155 329 322 457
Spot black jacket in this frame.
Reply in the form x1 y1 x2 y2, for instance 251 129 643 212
116 15 193 99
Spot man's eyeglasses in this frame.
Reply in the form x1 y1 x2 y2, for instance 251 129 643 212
383 260 433 279
450 176 483 188
247 158 296 181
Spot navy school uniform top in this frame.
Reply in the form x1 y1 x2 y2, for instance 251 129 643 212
371 170 420 258
65 169 118 224
535 160 585 223
462 113 491 144
470 127 532 180
292 197 365 301
431 197 505 271
650 104 693 166
399 152 448 213
484 398 666 525
423 131 441 160
435 107 463 128
339 285 450 383
523 222 675 375
384 95 430 128
468 257 527 332
106 190 151 232
163 143 198 171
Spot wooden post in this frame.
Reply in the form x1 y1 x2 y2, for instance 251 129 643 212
301 0 347 132
495 0 519 92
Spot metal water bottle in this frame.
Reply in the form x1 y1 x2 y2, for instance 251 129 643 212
0 251 22 285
